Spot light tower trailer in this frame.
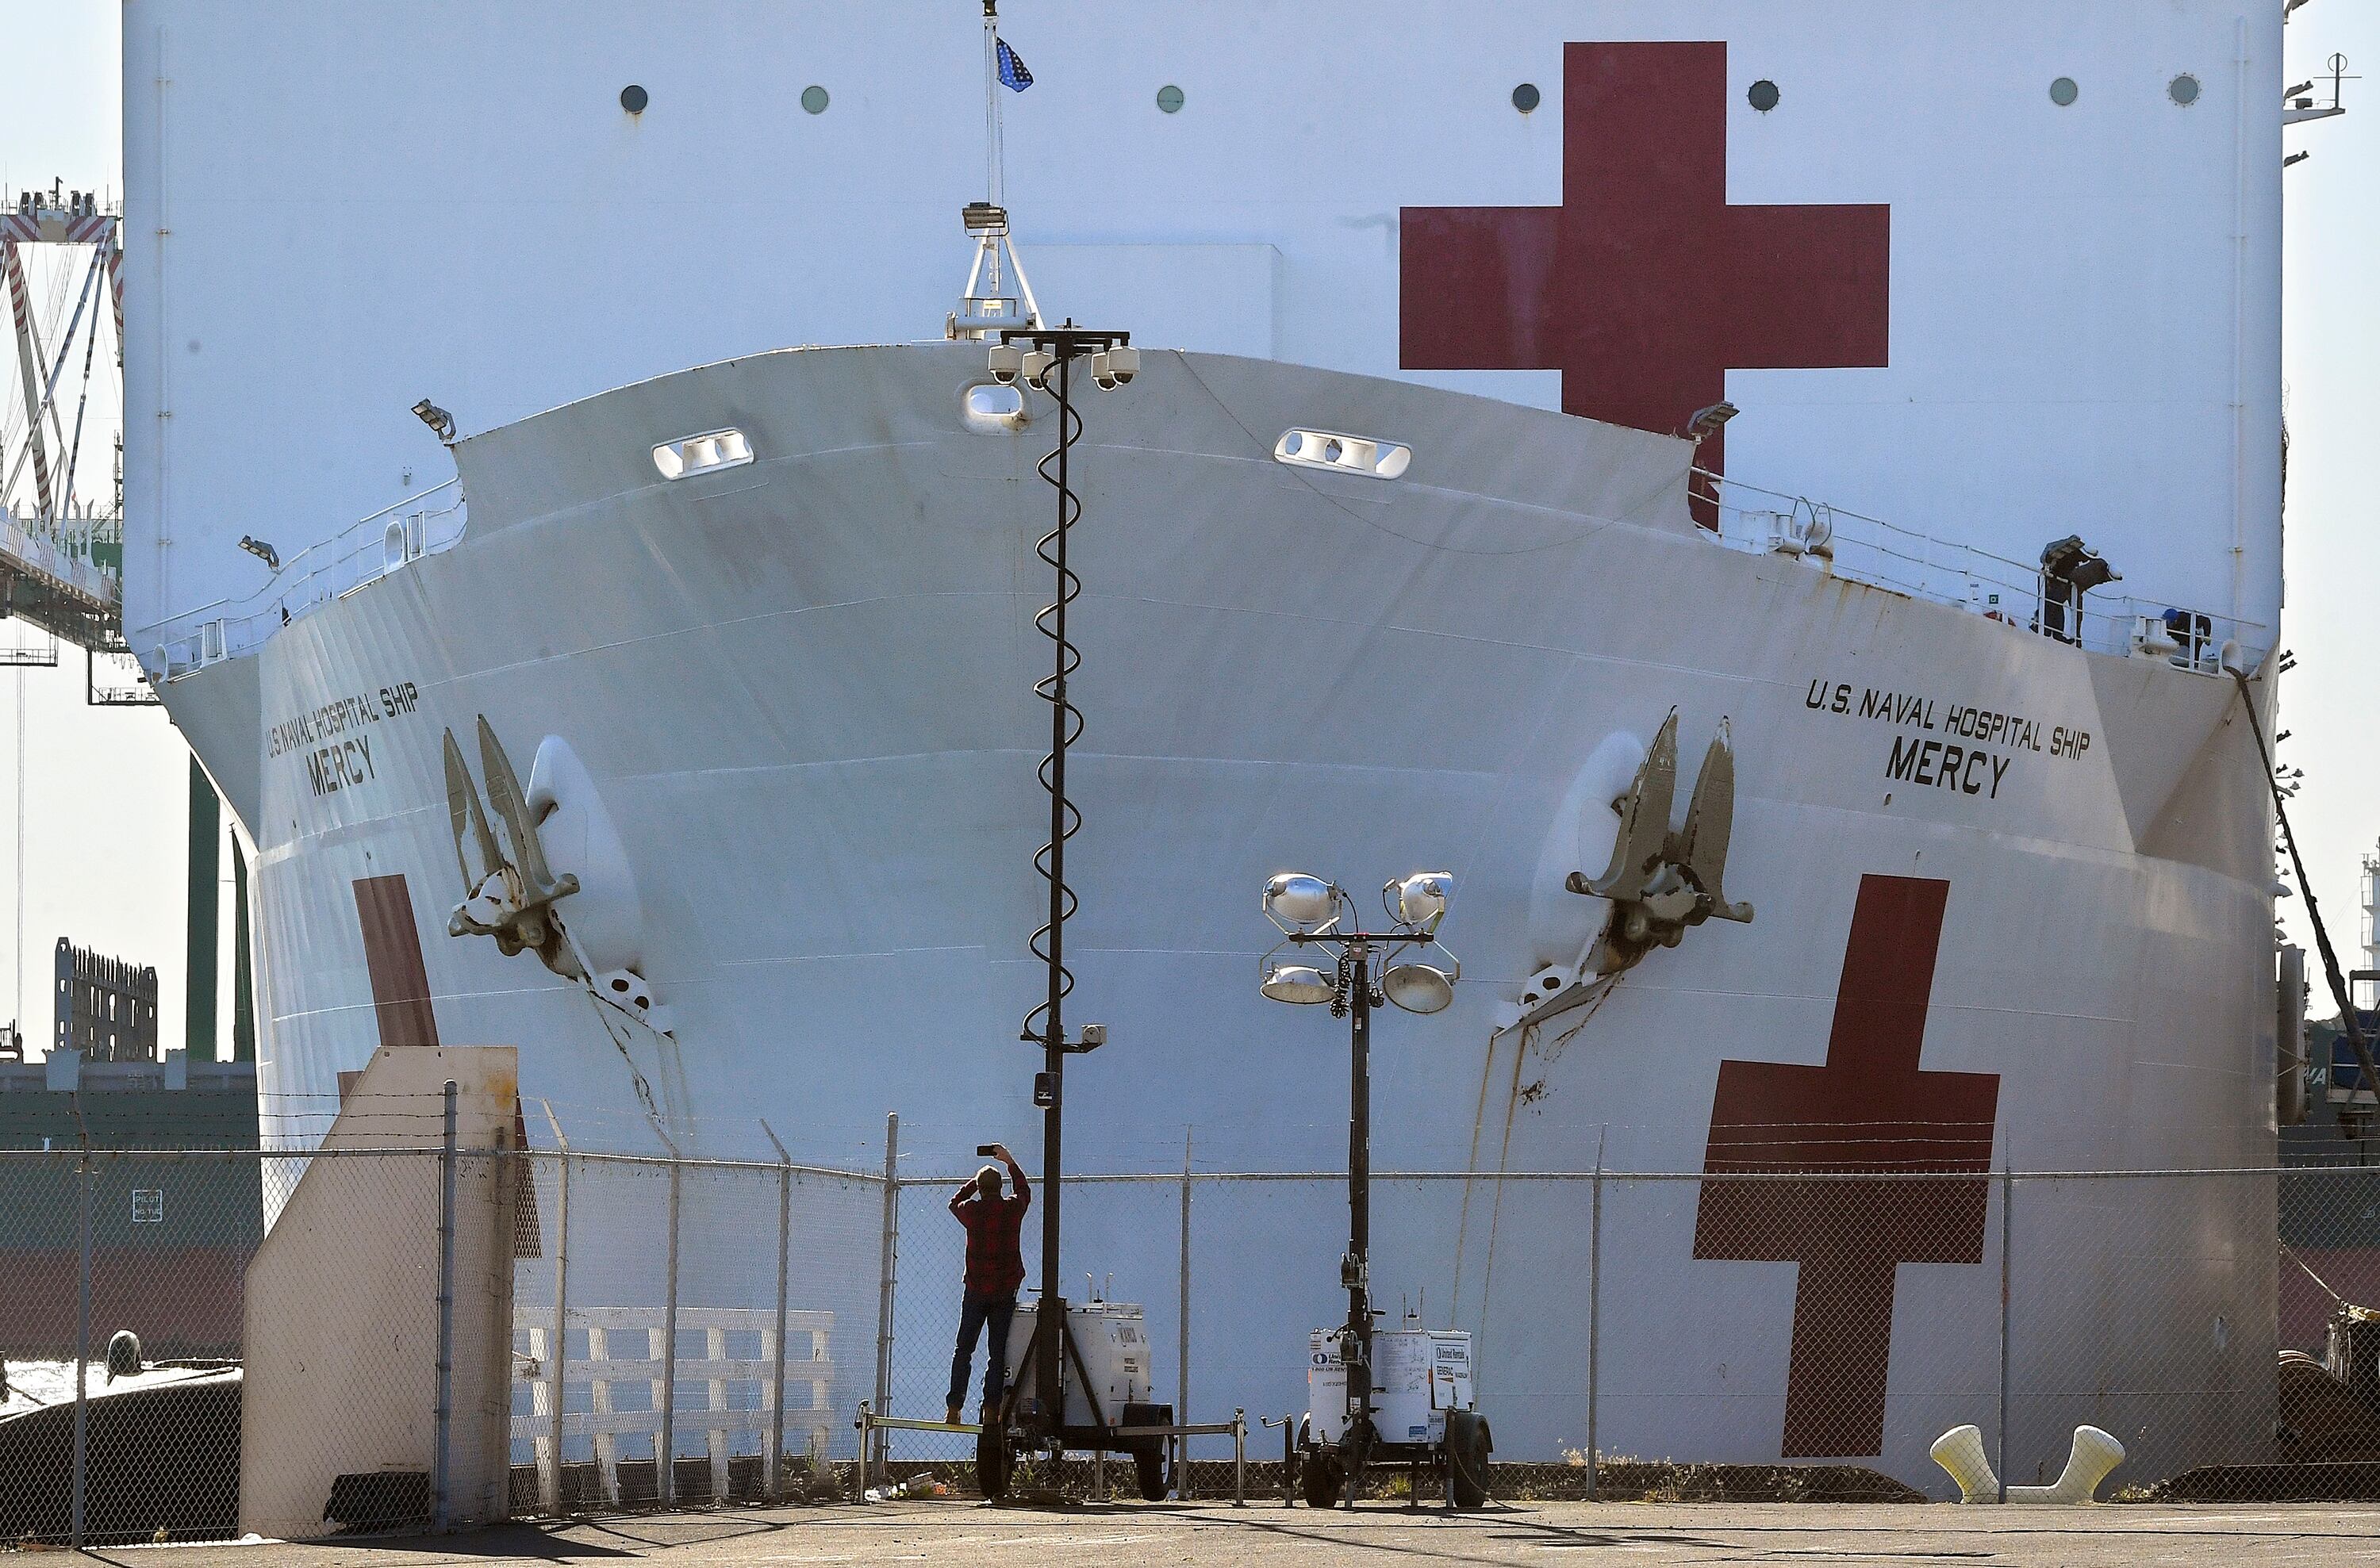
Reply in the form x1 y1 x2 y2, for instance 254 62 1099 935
1299 1316 1491 1508
854 1294 1248 1503
1253 870 1491 1508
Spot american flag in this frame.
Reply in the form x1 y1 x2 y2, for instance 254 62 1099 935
996 37 1033 92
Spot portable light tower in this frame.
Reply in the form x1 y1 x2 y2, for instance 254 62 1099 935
1259 871 1464 1501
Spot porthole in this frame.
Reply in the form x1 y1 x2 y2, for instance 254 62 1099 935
620 84 648 115
1511 82 1541 113
962 381 1029 433
1747 79 1779 113
2169 73 2201 106
2049 76 2079 107
1157 84 1184 113
801 85 830 115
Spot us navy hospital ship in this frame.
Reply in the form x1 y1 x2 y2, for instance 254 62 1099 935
120 1 2305 1486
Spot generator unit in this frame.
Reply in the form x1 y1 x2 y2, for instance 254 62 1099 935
1299 1314 1491 1507
981 1291 1173 1499
1003 1295 1157 1426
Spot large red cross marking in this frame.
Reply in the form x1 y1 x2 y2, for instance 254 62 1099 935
1691 875 1998 1459
1400 42 1889 519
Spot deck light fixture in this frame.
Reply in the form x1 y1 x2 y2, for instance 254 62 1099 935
411 399 456 444
1687 401 1737 443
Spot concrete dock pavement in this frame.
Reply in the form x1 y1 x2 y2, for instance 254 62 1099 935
67 1501 2380 1566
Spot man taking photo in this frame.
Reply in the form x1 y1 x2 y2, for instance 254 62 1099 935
946 1142 1030 1428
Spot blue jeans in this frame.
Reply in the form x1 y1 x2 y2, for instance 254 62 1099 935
947 1292 1016 1417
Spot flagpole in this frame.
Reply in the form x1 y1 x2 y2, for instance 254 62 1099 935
984 1 1003 209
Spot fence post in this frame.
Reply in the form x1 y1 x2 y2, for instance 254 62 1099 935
1585 1137 1603 1502
1233 1408 1245 1506
1996 1160 2013 1505
658 1132 683 1509
1177 1125 1192 1499
434 1080 458 1533
542 1103 572 1516
873 1112 899 1471
70 1147 92 1551
762 1121 793 1502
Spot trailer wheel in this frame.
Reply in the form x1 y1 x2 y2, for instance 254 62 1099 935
977 1423 1012 1499
1120 1402 1173 1501
1132 1442 1170 1501
1299 1448 1342 1509
1445 1409 1491 1509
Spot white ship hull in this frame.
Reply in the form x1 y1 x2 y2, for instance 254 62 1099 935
161 344 2277 1482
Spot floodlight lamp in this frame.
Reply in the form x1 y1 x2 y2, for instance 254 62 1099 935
2040 534 2121 593
1381 962 1455 1015
1687 401 1737 442
1260 962 1337 1005
1265 872 1337 930
411 398 456 443
1389 871 1453 929
237 535 281 572
988 343 1024 385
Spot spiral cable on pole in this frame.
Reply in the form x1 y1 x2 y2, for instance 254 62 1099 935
1022 355 1082 1047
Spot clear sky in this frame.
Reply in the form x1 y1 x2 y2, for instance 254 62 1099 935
0 2 2370 1061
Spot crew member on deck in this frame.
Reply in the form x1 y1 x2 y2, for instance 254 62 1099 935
946 1143 1031 1427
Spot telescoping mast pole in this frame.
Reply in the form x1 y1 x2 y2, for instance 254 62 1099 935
1000 320 1135 1443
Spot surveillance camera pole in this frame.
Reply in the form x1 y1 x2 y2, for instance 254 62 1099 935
1001 323 1130 1447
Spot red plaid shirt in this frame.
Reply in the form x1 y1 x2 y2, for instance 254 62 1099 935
951 1175 1031 1298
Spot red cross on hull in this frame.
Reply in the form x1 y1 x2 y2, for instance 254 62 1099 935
1400 42 1890 519
1693 875 1999 1459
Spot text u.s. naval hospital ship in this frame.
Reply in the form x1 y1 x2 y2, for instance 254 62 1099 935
124 2 2298 1486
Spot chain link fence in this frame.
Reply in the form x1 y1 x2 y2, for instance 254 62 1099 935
10 1144 2380 1543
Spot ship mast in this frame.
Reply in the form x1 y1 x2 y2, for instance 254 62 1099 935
947 0 1041 339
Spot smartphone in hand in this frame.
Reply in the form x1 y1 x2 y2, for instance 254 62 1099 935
977 1144 998 1157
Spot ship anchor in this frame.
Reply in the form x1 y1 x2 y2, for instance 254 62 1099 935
443 716 581 972
1566 708 1753 978
444 717 672 1037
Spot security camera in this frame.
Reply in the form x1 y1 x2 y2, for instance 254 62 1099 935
987 343 1023 385
1020 349 1056 390
1090 344 1141 390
